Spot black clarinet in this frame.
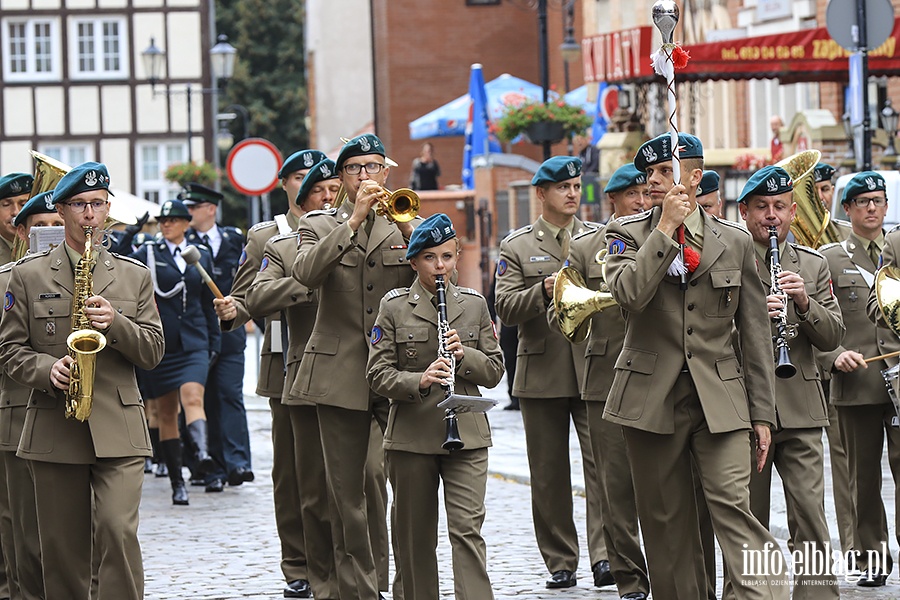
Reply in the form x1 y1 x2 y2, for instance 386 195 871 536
768 226 797 379
435 275 464 451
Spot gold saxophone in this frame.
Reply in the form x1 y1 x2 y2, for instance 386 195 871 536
65 227 107 421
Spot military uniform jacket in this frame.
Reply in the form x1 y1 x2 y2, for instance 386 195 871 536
0 238 12 267
130 240 220 355
867 227 900 336
366 279 504 454
291 201 420 410
566 225 626 402
0 244 164 463
246 232 317 406
495 217 594 399
0 263 30 453
603 207 777 434
753 242 843 428
188 225 246 354
822 232 899 406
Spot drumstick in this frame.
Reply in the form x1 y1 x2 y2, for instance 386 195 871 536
181 245 224 299
864 350 900 364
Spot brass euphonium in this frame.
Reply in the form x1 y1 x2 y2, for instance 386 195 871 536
66 227 107 421
552 253 618 344
12 151 71 261
776 149 844 248
873 265 900 425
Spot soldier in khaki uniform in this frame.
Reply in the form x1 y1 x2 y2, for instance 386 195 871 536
291 134 419 600
696 170 722 218
0 173 34 267
215 148 326 598
730 166 843 598
0 191 63 600
495 156 607 590
553 163 650 600
604 134 788 600
244 158 342 600
367 213 504 600
0 162 164 600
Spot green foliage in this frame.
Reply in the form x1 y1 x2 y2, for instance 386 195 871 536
494 99 592 143
164 161 218 187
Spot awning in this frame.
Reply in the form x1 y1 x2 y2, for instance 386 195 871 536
582 18 900 85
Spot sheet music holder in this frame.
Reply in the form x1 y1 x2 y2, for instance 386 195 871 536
437 394 498 413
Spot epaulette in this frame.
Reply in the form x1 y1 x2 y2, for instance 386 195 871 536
583 220 603 229
833 218 852 230
110 253 150 269
0 261 13 273
15 250 50 264
889 223 900 234
615 211 653 225
271 232 298 244
573 227 600 241
791 243 824 259
249 220 276 233
304 208 338 219
501 224 532 244
711 215 751 236
385 288 409 301
222 225 244 236
818 241 842 252
457 286 483 298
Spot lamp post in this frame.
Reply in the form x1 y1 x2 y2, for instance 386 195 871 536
842 112 856 162
537 0 551 161
559 0 580 94
881 99 899 168
141 35 237 164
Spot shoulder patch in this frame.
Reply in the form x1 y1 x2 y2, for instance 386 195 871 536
791 243 824 259
111 253 151 269
249 220 276 233
501 225 533 244
305 208 338 219
615 211 653 225
457 286 484 298
385 288 410 301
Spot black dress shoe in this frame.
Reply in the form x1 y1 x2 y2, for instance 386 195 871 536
621 593 648 600
205 477 225 493
858 567 888 586
171 481 189 506
227 467 255 486
154 462 168 478
284 579 311 598
546 570 577 589
593 560 615 587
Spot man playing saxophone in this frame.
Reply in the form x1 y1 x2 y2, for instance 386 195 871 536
0 162 164 600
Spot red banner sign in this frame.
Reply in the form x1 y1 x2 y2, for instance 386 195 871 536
582 26 654 84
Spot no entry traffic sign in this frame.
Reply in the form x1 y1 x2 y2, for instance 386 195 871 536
226 138 283 196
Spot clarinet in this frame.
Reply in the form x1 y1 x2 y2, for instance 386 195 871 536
768 226 797 379
435 275 464 451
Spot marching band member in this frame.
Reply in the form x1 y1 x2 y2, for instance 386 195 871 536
0 173 33 266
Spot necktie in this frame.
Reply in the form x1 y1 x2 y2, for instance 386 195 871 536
869 243 880 267
557 228 570 257
364 213 375 239
201 234 211 247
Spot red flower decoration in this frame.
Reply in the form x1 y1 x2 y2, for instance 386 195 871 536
672 45 691 69
684 246 701 272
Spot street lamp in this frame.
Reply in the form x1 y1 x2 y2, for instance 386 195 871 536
881 99 899 166
141 34 238 163
216 104 251 153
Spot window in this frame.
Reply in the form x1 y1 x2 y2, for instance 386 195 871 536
137 142 188 203
69 17 127 79
2 18 60 82
40 144 93 167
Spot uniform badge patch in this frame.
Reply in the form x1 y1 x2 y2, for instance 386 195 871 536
239 249 248 266
371 325 383 345
608 239 626 255
497 259 508 276
46 321 55 336
260 257 270 272
406 347 417 359
3 292 13 311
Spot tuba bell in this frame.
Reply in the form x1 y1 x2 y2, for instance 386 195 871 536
776 149 843 248
553 265 618 344
12 151 71 261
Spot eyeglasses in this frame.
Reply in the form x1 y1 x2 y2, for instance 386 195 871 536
64 200 109 213
850 196 887 208
343 162 385 175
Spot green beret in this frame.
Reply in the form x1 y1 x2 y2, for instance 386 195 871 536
604 163 645 194
279 149 328 179
697 170 720 197
13 191 56 227
335 134 386 171
633 133 703 173
737 166 793 204
158 199 191 219
406 213 456 260
0 173 34 200
178 183 223 206
53 162 113 204
842 171 887 204
532 156 582 186
813 163 836 183
296 159 338 206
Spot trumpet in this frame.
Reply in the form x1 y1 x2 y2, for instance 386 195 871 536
372 185 419 223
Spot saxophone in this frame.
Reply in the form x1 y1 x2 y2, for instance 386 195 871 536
65 227 107 421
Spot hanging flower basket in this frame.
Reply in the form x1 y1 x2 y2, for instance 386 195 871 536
494 98 591 144
523 121 567 145
164 161 219 187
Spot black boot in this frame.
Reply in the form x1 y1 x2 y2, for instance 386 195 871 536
187 419 215 478
148 427 165 475
160 439 189 506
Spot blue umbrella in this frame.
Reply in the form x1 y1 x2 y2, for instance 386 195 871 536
409 73 549 140
462 64 502 189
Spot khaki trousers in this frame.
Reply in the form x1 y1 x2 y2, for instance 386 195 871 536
31 457 144 600
623 373 788 600
387 448 492 600
824 397 856 554
2 452 42 600
519 396 605 573
269 398 307 583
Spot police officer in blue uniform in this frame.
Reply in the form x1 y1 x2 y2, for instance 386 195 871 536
130 199 220 505
182 183 254 492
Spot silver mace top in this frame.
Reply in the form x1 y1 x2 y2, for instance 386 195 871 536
652 0 680 45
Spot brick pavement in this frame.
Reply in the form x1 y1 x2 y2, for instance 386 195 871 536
135 345 900 599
